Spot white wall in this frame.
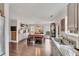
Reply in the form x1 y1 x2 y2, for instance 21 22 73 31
9 20 17 26
4 4 9 56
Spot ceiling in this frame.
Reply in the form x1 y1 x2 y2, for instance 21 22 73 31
9 3 68 24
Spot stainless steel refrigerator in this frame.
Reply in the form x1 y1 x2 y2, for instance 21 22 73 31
0 16 5 55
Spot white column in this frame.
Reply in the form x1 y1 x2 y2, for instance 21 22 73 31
4 4 9 56
56 23 58 38
17 20 20 42
65 16 68 33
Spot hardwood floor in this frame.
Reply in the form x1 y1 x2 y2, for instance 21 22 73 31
9 39 53 56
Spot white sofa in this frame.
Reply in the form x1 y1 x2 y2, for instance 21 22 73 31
52 38 76 56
